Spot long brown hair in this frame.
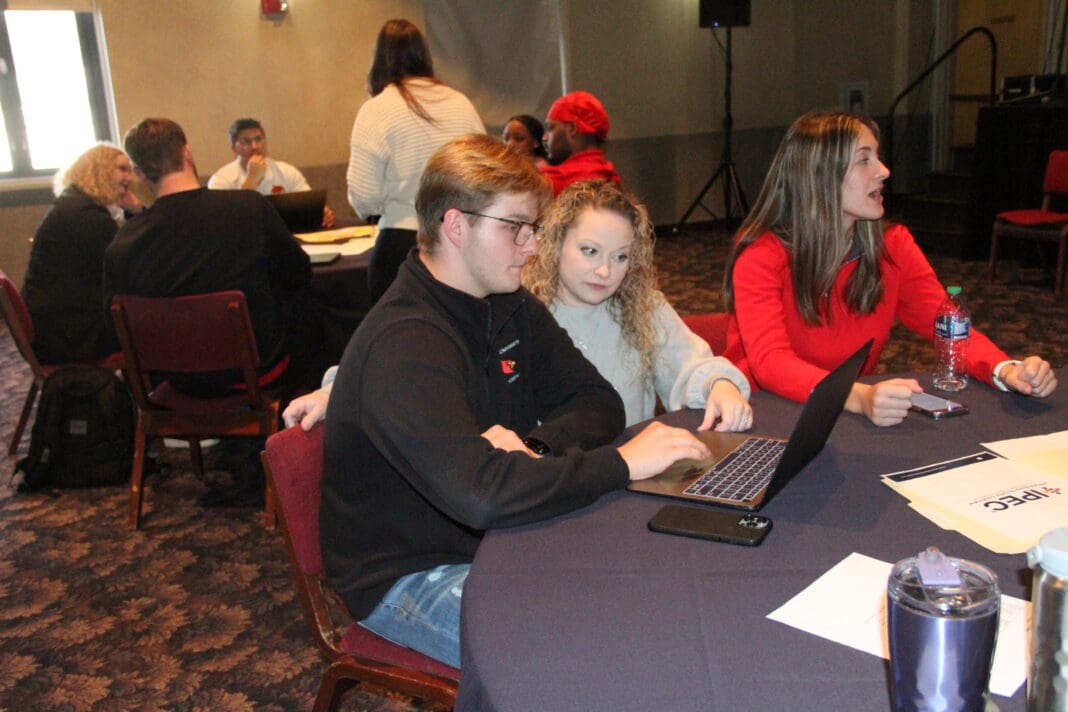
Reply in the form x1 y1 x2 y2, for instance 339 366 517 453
524 180 660 378
723 111 886 324
367 19 440 124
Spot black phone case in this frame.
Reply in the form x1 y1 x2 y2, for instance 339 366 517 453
647 504 772 546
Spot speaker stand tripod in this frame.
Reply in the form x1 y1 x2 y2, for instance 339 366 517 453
673 25 749 235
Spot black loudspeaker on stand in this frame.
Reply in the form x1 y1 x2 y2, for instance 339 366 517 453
674 0 751 234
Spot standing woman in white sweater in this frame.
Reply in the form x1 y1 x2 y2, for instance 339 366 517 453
347 18 485 303
524 180 753 430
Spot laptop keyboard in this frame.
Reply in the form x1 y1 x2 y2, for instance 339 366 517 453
683 437 786 502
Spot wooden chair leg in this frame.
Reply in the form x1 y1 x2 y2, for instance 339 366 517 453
1056 233 1067 293
9 380 38 455
988 228 1000 284
313 661 359 712
188 438 205 478
265 477 277 530
128 424 148 529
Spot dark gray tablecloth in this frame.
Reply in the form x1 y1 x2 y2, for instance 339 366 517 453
308 253 369 366
457 373 1066 711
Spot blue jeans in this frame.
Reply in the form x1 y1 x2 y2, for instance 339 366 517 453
359 563 469 668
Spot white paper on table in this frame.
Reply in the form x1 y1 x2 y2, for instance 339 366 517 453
766 552 1029 698
882 456 1067 554
983 430 1068 480
298 225 377 256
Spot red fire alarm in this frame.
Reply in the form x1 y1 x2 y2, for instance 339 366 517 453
261 0 288 15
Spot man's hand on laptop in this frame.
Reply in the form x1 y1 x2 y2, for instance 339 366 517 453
619 422 711 481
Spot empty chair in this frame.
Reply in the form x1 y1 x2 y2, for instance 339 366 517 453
681 312 730 355
0 269 121 456
109 291 281 529
989 150 1068 293
261 423 459 712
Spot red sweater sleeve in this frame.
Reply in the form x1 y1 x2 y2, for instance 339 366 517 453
885 226 1008 385
731 233 835 401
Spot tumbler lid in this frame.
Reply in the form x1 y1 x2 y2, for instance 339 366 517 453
888 546 999 618
1027 527 1068 579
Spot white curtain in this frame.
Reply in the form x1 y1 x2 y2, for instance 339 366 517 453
426 0 563 132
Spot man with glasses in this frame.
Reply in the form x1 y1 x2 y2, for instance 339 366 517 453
319 133 710 668
208 117 335 227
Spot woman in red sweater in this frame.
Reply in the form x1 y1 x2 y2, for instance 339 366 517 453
723 111 1056 426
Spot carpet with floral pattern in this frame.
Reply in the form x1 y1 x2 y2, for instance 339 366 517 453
1 224 1064 711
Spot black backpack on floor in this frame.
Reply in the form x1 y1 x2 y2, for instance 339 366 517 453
14 365 135 491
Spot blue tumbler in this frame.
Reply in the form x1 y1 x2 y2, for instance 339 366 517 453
887 547 1000 712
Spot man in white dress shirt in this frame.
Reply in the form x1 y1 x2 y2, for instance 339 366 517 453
208 118 335 227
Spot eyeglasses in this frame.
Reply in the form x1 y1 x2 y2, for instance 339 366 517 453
237 134 265 147
458 210 543 246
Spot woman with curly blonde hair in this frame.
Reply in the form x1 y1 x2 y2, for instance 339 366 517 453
525 180 751 429
22 143 141 363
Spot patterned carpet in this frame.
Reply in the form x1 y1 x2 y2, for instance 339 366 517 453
0 224 1064 711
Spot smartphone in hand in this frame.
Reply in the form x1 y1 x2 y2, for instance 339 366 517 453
910 391 968 419
648 504 772 546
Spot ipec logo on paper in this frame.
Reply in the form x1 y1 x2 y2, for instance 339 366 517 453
981 486 1061 511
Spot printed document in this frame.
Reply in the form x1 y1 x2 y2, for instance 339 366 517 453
983 430 1068 480
882 453 1066 554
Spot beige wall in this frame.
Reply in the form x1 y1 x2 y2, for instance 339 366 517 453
0 0 994 284
952 0 1046 146
562 0 933 223
0 0 420 284
100 0 423 174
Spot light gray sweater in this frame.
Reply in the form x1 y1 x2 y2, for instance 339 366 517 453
550 294 750 426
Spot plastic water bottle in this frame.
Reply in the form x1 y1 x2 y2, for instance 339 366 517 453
933 286 970 392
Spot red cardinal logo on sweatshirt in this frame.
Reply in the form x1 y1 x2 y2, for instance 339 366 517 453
500 360 516 374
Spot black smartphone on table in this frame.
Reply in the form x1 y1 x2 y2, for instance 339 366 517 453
648 504 772 546
910 391 969 419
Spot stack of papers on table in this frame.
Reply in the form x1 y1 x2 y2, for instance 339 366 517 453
297 225 377 256
881 430 1068 554
767 553 1029 698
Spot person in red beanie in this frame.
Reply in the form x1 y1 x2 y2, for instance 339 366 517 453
541 90 622 195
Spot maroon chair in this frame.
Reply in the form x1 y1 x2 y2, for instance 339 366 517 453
989 150 1068 293
682 312 730 354
261 424 459 712
0 270 122 456
109 291 281 529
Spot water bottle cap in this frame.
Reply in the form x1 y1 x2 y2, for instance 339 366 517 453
1027 526 1068 578
946 286 962 296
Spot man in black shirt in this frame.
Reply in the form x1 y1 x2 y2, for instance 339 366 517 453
104 117 312 396
321 134 710 668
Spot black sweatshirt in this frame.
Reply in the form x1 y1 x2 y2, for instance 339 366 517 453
322 249 630 619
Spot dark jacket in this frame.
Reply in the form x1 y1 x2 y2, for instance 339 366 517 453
322 249 629 619
22 186 119 363
103 188 311 372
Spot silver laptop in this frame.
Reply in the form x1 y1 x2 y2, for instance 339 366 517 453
627 339 872 511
